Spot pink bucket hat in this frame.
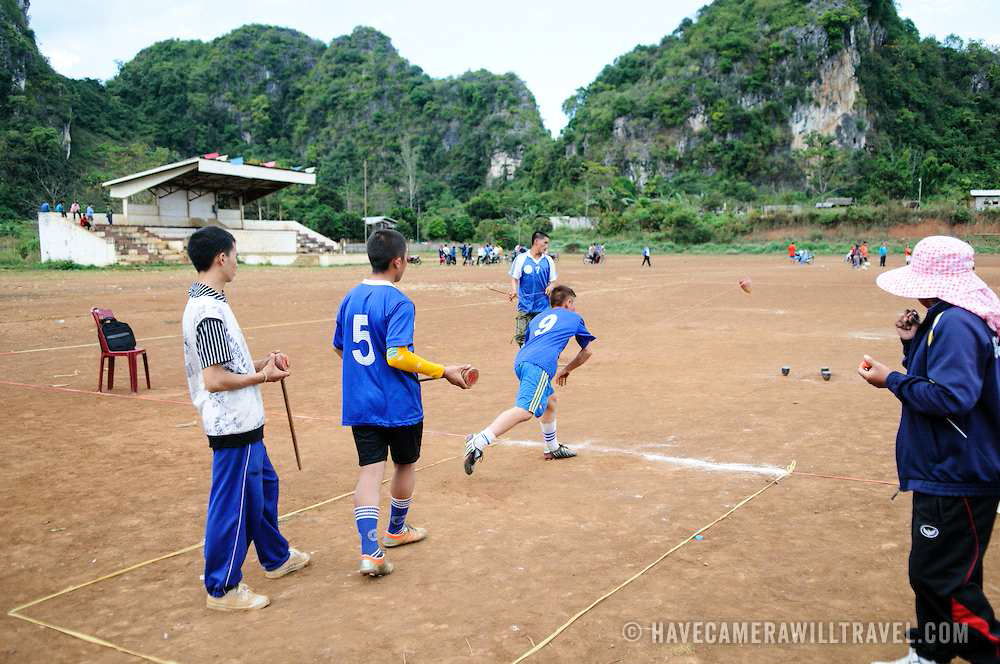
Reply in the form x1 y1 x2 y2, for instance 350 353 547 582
876 235 1000 333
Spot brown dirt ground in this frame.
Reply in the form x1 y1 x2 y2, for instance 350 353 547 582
2 253 999 663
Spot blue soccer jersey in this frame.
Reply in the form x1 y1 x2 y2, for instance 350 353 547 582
510 253 557 313
333 279 422 427
513 307 595 377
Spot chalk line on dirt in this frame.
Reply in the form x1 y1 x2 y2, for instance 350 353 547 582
6 454 458 664
0 279 693 356
510 460 796 663
501 439 788 478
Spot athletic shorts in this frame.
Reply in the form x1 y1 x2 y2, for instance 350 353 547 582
351 421 422 466
514 362 553 418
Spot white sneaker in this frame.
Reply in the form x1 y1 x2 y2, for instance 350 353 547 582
871 647 935 664
206 582 270 611
264 547 311 579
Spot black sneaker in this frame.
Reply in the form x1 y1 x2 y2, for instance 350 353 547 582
544 444 577 460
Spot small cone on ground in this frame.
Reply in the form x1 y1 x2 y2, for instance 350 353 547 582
739 277 752 294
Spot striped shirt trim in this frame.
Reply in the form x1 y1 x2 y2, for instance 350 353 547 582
188 283 227 302
196 318 234 368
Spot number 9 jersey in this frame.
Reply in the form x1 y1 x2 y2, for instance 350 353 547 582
513 307 596 378
333 279 423 427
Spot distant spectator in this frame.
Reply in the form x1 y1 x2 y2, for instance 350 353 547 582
40 201 50 213
477 245 485 265
106 204 114 226
56 201 65 217
879 242 888 268
787 241 796 260
641 246 652 267
85 204 94 225
860 241 870 267
449 244 456 265
905 243 912 265
70 201 80 221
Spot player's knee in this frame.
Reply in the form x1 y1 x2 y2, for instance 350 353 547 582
514 407 533 422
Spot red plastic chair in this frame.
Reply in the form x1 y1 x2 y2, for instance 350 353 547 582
91 308 150 393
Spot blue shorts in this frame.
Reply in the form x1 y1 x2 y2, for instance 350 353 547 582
515 362 553 417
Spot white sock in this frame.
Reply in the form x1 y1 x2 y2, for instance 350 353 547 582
470 428 496 452
541 420 558 452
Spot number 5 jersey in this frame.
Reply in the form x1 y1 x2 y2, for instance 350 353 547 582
333 279 423 427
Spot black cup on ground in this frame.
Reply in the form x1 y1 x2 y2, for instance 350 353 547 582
781 366 790 376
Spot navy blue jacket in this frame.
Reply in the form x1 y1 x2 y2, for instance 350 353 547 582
886 301 1000 496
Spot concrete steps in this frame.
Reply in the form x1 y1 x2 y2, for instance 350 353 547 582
296 231 338 254
95 226 189 264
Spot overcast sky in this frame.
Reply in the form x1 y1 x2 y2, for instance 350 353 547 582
29 0 1000 136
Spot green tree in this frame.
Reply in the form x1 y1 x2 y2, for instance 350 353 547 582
795 133 851 196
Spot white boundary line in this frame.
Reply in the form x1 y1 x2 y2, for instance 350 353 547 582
502 439 789 478
1 280 691 356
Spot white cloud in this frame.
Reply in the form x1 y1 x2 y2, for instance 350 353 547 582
43 47 80 74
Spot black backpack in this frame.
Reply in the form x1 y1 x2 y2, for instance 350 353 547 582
101 317 137 351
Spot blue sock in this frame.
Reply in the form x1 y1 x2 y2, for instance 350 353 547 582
354 506 383 559
387 496 412 536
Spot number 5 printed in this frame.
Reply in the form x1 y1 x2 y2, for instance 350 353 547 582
352 314 375 366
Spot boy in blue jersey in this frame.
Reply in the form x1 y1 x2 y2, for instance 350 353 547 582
464 285 595 474
509 231 558 346
333 229 472 576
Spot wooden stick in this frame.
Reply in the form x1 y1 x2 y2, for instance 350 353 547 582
280 379 302 470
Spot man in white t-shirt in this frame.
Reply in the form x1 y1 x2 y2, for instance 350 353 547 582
182 227 310 611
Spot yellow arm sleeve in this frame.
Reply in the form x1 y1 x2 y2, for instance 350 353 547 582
386 347 445 378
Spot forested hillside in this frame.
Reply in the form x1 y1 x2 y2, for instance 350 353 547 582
3 0 999 250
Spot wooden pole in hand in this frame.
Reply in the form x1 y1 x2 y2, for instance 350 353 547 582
280 379 302 470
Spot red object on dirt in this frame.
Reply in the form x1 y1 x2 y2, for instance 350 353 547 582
739 277 752 294
91 307 150 393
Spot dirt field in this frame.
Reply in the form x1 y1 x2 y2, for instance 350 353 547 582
2 253 999 663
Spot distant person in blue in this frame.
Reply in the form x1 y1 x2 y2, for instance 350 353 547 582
333 229 472 577
56 201 65 217
860 236 1000 664
508 231 558 346
879 241 888 268
39 201 49 212
641 246 652 267
464 285 595 474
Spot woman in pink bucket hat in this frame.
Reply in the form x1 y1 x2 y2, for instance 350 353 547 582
861 236 1000 664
